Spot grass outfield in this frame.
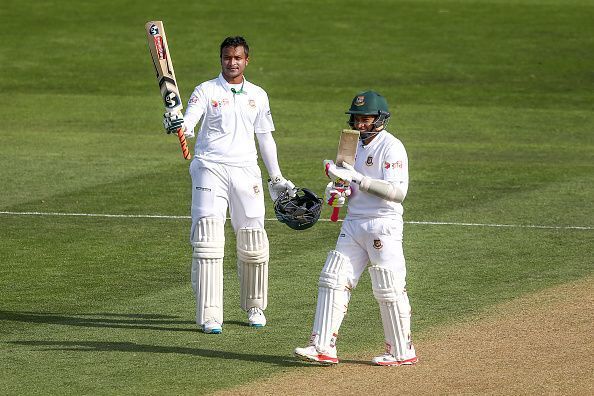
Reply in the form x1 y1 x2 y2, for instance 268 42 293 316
1 0 593 394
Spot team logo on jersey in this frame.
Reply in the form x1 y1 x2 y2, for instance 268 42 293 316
248 99 256 108
355 95 365 106
366 156 373 166
373 239 383 249
253 185 260 195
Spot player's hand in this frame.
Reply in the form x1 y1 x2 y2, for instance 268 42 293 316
324 160 356 184
341 162 363 184
163 111 184 134
268 175 296 202
325 182 351 208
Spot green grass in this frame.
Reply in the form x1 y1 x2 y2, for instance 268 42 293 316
1 0 593 394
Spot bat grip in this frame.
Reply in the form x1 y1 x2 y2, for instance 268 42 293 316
176 128 191 160
330 207 340 222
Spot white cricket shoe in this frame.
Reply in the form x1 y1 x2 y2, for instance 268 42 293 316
294 345 338 365
202 320 222 334
371 353 418 366
247 307 266 327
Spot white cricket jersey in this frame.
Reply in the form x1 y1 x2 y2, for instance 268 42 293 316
347 131 409 219
183 73 275 167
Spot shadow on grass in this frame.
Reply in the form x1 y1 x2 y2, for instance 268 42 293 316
0 310 195 332
10 340 311 367
1 311 370 366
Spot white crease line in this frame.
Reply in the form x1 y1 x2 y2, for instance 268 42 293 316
0 211 592 230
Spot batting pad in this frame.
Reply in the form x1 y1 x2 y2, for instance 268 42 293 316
312 250 351 352
191 217 225 326
236 227 269 311
369 266 416 360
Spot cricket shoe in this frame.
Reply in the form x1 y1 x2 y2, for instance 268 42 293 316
247 307 266 327
202 320 222 334
294 345 338 365
371 353 418 366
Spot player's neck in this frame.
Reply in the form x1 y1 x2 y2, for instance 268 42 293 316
224 74 244 85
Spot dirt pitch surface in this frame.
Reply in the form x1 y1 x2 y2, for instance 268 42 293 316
219 277 593 395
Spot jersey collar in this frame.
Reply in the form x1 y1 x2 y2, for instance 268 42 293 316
218 73 247 94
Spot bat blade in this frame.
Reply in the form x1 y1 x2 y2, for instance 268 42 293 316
331 129 360 222
336 129 359 166
146 21 191 160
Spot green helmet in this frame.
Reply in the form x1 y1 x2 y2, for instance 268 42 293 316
346 90 391 130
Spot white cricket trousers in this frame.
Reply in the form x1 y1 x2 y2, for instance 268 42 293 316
189 159 265 237
335 216 407 290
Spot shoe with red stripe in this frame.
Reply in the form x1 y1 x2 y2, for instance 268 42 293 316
372 353 418 366
294 345 338 365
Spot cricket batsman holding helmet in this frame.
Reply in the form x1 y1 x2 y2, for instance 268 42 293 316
294 91 417 366
163 36 296 334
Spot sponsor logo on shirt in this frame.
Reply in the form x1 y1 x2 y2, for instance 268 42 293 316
385 161 403 169
195 186 212 192
253 185 260 195
211 100 219 108
366 156 373 166
248 99 256 108
189 95 199 104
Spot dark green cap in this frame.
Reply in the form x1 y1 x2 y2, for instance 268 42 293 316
346 91 389 115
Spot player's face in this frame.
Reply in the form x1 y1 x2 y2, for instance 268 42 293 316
353 115 377 132
221 46 249 84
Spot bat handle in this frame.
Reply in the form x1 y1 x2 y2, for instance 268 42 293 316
176 128 191 160
330 207 340 222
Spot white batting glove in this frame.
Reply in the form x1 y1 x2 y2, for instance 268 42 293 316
324 160 356 184
324 181 351 208
163 111 184 134
268 175 296 202
342 162 364 184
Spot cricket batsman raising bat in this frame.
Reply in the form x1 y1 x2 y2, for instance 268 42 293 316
325 129 360 222
145 21 191 160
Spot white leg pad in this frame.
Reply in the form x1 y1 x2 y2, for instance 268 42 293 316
369 266 416 360
312 250 351 352
236 227 269 311
191 217 225 326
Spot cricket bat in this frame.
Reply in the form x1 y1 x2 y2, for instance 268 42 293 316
145 21 191 160
330 129 360 222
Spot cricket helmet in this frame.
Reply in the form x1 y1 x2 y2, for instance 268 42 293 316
346 90 391 130
274 188 322 230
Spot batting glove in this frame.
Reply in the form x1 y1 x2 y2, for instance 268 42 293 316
268 175 296 202
324 160 357 184
163 111 184 134
341 162 363 184
325 181 351 208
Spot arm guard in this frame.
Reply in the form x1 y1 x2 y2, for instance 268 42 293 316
358 177 406 203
